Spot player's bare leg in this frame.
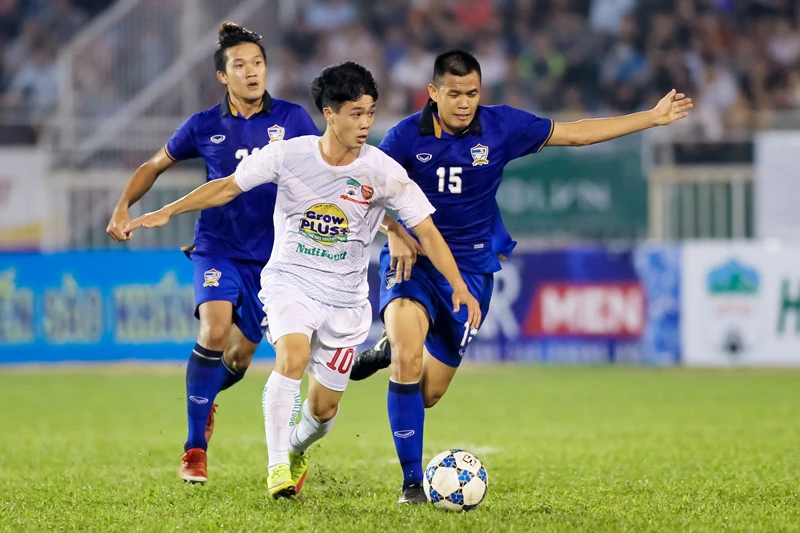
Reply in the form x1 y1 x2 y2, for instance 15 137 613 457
384 298 430 504
419 349 458 409
181 300 234 484
288 373 343 495
264 333 310 499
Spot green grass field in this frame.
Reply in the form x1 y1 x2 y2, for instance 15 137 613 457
1 365 799 532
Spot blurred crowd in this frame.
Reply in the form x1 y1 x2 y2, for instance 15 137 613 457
0 0 110 142
271 0 800 140
2 0 800 144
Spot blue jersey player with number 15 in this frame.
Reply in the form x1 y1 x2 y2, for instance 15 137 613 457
350 49 693 504
106 22 318 484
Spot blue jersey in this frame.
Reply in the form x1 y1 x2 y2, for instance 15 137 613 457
166 92 319 263
379 102 553 274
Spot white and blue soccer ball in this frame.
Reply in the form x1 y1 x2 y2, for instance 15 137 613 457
423 449 488 511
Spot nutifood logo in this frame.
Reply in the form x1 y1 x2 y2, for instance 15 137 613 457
295 243 347 261
299 203 349 246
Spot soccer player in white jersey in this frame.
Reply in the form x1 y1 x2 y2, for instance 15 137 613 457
123 62 481 500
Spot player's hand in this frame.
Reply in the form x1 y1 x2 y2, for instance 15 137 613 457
106 207 131 242
123 208 172 237
452 284 481 331
387 226 425 284
652 89 693 126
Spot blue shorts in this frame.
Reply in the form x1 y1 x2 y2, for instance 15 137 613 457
191 253 265 345
378 247 493 368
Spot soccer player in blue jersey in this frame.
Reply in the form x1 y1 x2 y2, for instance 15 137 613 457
105 22 319 484
350 49 693 504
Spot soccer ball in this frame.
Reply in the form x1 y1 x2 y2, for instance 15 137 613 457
423 449 488 511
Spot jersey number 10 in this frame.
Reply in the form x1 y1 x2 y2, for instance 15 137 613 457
437 167 462 194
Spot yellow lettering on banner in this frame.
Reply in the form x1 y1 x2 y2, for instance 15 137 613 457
113 272 195 343
0 269 34 344
43 274 103 343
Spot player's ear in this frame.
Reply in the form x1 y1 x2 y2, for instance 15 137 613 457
428 83 438 103
322 106 334 124
216 70 227 85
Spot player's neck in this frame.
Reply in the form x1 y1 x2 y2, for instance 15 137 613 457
437 115 468 137
318 129 360 166
228 93 262 119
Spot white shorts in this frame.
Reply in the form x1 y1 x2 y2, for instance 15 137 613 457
261 285 371 392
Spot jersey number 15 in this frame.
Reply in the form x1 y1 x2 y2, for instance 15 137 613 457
437 167 462 194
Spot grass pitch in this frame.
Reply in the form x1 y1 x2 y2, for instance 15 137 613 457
1 365 799 532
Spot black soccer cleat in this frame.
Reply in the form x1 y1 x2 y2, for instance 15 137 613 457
349 331 391 381
397 481 428 505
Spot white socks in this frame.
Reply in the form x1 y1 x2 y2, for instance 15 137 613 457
262 371 302 469
290 399 338 454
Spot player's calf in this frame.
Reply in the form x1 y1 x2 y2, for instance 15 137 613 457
420 351 459 409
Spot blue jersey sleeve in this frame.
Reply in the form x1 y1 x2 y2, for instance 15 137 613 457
502 105 554 160
292 107 321 136
378 123 408 166
165 114 199 161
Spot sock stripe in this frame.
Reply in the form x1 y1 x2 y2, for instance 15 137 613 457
193 343 223 359
221 357 238 376
388 380 420 394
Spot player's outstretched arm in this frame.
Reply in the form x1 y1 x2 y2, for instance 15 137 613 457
107 147 176 241
546 90 693 147
123 175 243 237
380 215 425 284
409 217 481 330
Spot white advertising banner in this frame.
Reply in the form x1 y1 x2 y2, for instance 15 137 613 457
682 241 800 366
0 148 47 250
755 131 800 239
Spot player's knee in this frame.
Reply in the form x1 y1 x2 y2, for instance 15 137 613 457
389 340 423 379
225 346 256 371
308 399 338 423
197 322 230 351
274 355 306 379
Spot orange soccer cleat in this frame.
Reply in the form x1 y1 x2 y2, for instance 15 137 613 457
180 448 208 484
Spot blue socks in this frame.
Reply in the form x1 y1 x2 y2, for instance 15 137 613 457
387 380 425 485
184 344 226 451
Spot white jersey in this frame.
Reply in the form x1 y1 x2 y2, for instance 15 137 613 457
234 135 435 307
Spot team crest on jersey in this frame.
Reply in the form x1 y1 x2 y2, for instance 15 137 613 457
340 178 371 205
203 268 222 287
385 268 397 289
268 124 285 143
210 135 225 144
300 203 350 246
471 144 489 166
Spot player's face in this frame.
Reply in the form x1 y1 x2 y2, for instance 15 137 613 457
218 42 267 103
326 94 376 150
429 71 481 135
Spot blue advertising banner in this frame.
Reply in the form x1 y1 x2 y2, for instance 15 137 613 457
366 245 681 365
2 246 679 365
0 250 276 363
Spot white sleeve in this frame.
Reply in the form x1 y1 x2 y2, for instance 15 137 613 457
234 141 285 192
385 166 435 228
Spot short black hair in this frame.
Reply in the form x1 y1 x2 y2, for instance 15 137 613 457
311 61 379 112
213 22 266 73
432 49 482 85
